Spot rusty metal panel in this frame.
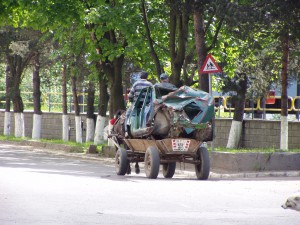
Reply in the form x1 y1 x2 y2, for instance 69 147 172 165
124 139 158 153
124 138 201 154
157 138 201 153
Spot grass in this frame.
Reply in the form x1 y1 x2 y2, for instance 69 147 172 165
1 135 299 153
0 135 30 142
0 135 106 153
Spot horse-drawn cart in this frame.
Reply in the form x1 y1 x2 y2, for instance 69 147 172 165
108 85 214 179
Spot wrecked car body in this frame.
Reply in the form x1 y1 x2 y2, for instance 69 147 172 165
126 85 214 140
109 85 215 180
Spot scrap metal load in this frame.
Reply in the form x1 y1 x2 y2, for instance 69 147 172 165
111 85 214 142
109 85 214 180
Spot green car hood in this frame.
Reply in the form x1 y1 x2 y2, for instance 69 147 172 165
160 86 214 133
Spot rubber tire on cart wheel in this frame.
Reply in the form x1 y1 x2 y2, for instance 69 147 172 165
195 147 210 180
144 146 160 179
162 162 176 178
115 148 129 175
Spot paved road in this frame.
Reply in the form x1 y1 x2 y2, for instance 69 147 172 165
0 143 299 225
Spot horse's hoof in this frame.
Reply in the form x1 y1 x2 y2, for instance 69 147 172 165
135 162 140 174
135 167 140 174
126 165 131 174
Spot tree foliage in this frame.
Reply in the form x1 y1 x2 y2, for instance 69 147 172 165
0 0 299 118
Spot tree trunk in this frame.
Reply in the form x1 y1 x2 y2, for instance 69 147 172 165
94 68 109 145
71 76 80 116
226 120 243 149
86 117 95 142
4 112 12 136
62 65 68 115
104 56 125 117
71 75 82 143
5 35 34 138
193 4 209 92
94 115 107 145
14 113 25 138
280 31 289 150
62 114 69 142
169 1 190 87
98 71 109 117
61 65 69 141
89 26 125 118
32 53 42 115
183 47 197 86
8 54 25 137
112 56 126 113
227 75 247 149
86 81 95 142
75 116 83 143
12 89 24 138
10 55 24 113
4 63 12 135
32 114 42 140
89 29 113 144
32 53 42 139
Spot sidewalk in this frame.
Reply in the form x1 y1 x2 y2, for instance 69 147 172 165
1 140 300 179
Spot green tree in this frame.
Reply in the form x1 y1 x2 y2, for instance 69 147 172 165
193 0 229 92
216 0 300 149
213 1 277 148
5 28 40 137
256 0 300 150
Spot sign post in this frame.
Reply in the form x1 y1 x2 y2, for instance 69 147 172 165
200 54 222 151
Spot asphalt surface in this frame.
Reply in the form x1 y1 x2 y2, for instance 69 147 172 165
1 142 300 225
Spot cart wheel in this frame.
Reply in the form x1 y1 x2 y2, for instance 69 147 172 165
144 146 160 179
162 162 176 178
115 148 129 175
195 147 210 180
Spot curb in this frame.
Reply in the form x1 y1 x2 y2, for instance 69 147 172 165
1 140 300 179
178 170 300 179
32 148 300 179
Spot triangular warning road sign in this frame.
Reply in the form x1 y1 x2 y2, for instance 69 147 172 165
200 54 222 73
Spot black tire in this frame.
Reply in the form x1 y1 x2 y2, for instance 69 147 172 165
115 148 129 176
162 162 176 178
195 147 210 180
144 146 160 179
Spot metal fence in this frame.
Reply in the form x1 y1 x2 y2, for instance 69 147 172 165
0 91 98 113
